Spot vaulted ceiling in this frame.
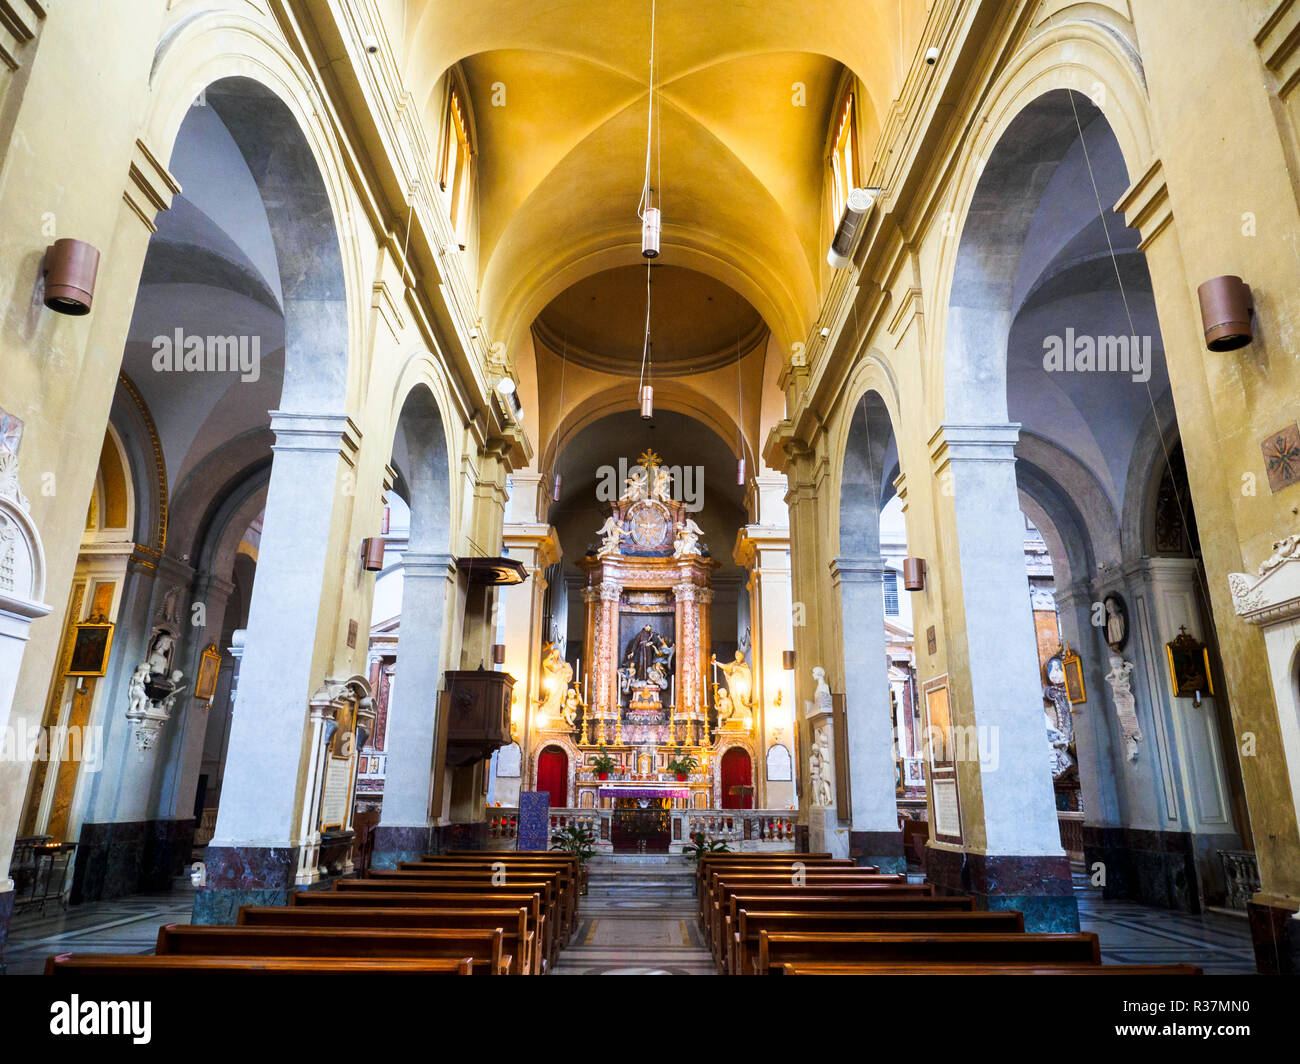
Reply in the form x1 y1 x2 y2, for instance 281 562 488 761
393 1 928 357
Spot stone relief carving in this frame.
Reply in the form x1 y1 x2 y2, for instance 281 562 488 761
1104 654 1142 761
809 723 834 807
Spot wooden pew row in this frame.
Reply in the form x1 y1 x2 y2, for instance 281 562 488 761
694 854 851 894
337 877 563 959
239 905 537 975
717 892 974 967
712 884 935 967
702 868 894 920
304 887 555 969
755 931 1101 976
727 909 1025 975
397 858 578 933
361 870 571 942
702 875 914 948
155 924 512 976
46 954 475 975
776 962 1204 975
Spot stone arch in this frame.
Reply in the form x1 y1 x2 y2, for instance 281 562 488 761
143 10 365 414
930 18 1156 426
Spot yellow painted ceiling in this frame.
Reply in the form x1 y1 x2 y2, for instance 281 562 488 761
399 1 925 358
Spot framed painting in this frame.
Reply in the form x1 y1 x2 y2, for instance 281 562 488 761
194 643 222 702
67 621 114 677
1166 627 1214 699
1061 644 1086 705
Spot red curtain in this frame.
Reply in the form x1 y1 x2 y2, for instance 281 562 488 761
537 747 568 809
720 748 753 809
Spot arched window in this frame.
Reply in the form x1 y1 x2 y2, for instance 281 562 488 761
440 82 473 249
829 90 859 222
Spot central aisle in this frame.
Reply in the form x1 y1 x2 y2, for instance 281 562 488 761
551 857 715 975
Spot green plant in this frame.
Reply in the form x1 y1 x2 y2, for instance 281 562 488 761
666 753 699 776
590 745 618 775
550 823 597 866
683 831 729 863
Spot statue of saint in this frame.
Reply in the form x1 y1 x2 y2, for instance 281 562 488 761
127 662 150 718
618 653 637 694
712 650 754 718
812 665 832 714
539 642 572 718
624 625 664 683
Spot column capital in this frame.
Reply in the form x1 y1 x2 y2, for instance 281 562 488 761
733 524 791 570
502 522 561 571
270 411 362 458
402 551 457 580
928 423 1021 473
830 556 890 585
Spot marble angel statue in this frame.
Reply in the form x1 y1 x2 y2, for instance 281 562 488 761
595 514 624 555
673 516 705 558
539 642 572 718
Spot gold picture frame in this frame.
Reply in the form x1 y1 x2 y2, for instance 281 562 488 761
1165 627 1214 699
67 621 115 677
1061 644 1086 705
194 643 222 702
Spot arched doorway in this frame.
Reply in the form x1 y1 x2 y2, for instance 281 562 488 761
537 746 569 809
720 747 753 809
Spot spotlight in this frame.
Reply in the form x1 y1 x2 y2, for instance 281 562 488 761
782 650 796 671
362 34 380 54
925 46 939 65
361 537 386 572
496 376 517 396
903 557 926 591
1197 275 1254 351
43 238 100 315
492 643 507 666
552 473 562 501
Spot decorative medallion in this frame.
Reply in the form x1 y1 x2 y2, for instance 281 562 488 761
628 501 670 549
1261 422 1300 493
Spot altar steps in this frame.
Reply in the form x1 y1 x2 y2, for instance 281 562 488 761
585 861 696 900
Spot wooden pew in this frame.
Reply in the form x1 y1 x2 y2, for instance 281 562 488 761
238 905 537 975
776 962 1204 975
338 876 564 955
360 870 568 939
755 930 1102 975
296 888 554 969
729 909 1025 975
155 924 511 975
718 892 974 968
702 874 913 946
398 859 578 931
695 853 847 893
46 954 474 975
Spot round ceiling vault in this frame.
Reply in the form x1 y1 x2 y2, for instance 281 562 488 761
532 264 766 372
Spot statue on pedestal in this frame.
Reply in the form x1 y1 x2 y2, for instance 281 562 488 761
712 650 754 715
538 642 572 719
561 685 585 729
673 516 705 558
596 515 625 556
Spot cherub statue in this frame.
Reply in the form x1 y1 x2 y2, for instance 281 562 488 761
673 516 705 558
595 514 624 555
127 662 151 718
622 468 649 502
561 685 585 729
651 464 672 501
714 683 735 723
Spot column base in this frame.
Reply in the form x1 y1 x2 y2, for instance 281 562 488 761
808 807 850 858
371 825 435 869
1247 896 1300 974
71 818 197 903
0 885 13 965
192 845 300 925
850 830 906 873
1082 826 1226 913
926 849 1079 932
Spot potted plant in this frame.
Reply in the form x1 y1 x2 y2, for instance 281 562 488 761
666 752 699 781
683 831 729 863
550 823 597 893
590 745 617 780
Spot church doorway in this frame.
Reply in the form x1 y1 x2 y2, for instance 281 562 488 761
537 746 569 809
720 748 753 809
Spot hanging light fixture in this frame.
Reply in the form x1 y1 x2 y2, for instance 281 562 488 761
636 0 660 417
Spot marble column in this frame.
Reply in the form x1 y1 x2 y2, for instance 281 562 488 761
194 412 360 923
372 550 457 868
927 424 1076 930
832 557 905 871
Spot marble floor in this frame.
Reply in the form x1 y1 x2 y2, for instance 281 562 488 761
0 869 1259 975
1 891 194 975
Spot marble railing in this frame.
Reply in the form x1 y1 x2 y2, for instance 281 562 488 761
481 807 798 851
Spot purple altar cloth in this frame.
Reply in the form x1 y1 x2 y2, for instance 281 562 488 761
598 785 690 801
